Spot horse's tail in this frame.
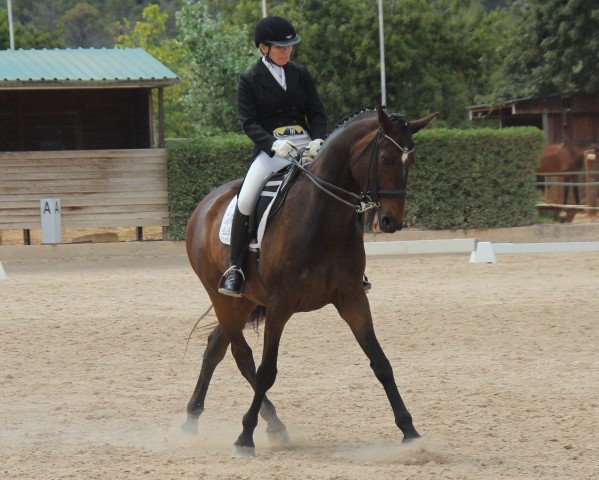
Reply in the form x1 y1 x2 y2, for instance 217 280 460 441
248 305 267 332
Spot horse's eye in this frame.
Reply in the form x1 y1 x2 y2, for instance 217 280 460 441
381 156 394 165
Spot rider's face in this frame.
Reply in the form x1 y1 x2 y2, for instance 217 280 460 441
260 43 292 66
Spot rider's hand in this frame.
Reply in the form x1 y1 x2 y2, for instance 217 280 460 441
271 139 296 158
306 139 324 158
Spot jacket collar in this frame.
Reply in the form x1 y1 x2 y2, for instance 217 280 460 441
254 59 298 98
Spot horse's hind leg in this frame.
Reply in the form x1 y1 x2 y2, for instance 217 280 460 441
182 324 230 434
335 297 420 443
230 333 288 443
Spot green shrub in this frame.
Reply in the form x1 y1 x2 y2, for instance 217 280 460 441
166 134 251 240
405 127 545 230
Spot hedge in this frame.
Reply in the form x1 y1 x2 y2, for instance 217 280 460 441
404 127 545 230
167 134 252 240
166 127 545 239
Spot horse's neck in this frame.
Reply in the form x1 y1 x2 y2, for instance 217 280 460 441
309 119 374 190
283 121 374 238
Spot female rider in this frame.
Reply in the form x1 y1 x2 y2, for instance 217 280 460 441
218 15 327 297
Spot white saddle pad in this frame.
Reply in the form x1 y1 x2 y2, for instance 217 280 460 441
219 187 280 251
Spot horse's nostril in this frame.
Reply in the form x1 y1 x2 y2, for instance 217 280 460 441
380 216 394 232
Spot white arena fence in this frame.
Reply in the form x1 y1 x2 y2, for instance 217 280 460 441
365 239 599 263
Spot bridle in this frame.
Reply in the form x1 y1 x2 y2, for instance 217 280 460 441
289 126 414 213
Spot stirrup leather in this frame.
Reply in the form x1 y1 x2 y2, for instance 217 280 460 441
218 266 246 297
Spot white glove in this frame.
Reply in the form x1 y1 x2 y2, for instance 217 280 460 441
305 139 324 158
271 139 296 158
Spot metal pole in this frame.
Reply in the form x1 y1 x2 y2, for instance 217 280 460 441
262 0 267 18
378 0 386 107
7 0 15 50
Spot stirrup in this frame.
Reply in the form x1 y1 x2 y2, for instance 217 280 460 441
218 266 246 297
363 275 372 293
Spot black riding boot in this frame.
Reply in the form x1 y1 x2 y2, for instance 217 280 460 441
218 206 250 297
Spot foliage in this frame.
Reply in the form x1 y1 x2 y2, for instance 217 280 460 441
9 0 182 46
405 127 545 229
0 8 64 49
60 2 110 47
166 134 252 239
116 4 192 138
494 0 599 101
176 0 255 135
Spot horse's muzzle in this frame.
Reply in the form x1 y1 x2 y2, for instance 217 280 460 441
379 216 403 233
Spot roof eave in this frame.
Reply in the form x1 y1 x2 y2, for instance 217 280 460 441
0 79 178 90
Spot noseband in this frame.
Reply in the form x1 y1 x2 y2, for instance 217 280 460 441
289 126 414 213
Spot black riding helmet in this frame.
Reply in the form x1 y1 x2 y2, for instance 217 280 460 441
253 16 300 47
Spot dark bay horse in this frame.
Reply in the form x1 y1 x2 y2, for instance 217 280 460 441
184 106 437 456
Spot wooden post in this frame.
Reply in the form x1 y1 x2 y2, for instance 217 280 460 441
136 227 143 241
148 89 155 147
23 229 31 245
584 149 597 209
158 87 165 148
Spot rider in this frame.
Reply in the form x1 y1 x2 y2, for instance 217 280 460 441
218 15 327 297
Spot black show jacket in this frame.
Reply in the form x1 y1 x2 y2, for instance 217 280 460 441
237 59 327 160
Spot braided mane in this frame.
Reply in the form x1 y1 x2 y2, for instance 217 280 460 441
325 107 407 138
325 107 377 138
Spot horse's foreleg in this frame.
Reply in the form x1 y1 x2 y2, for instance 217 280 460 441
182 324 230 434
336 298 420 442
230 334 288 440
233 313 290 456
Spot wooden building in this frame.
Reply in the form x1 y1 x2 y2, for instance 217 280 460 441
467 90 599 143
0 48 177 242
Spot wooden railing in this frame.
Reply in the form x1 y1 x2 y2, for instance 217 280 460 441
0 149 169 231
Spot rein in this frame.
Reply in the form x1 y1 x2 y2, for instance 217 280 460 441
288 127 413 213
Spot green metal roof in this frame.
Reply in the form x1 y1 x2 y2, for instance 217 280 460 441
0 48 177 89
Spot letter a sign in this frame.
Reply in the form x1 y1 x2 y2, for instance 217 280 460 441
40 198 62 244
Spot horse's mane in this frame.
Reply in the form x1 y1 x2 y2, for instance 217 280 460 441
325 107 408 139
326 107 377 138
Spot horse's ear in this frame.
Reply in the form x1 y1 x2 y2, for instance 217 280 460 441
409 112 438 133
377 105 394 132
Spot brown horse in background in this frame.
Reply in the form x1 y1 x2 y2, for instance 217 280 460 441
183 107 437 456
538 141 599 205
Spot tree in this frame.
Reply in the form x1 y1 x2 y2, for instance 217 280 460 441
177 0 255 134
60 2 109 47
117 4 191 137
0 7 64 49
494 0 599 101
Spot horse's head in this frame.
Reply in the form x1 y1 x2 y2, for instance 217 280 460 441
351 107 437 233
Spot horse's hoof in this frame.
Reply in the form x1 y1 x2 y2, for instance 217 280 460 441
402 433 421 444
231 445 256 458
181 416 199 435
267 427 290 446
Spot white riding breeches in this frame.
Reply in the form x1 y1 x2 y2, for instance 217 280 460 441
236 133 311 215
